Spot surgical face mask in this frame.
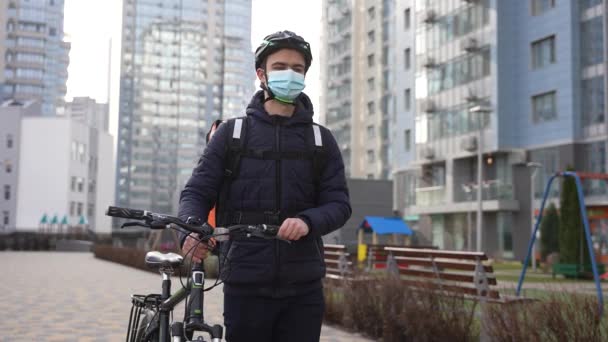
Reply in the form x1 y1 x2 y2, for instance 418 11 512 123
266 69 306 103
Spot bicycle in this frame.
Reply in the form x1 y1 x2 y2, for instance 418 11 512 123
105 206 282 342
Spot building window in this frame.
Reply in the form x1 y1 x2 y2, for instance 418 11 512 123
532 91 557 123
70 201 76 216
49 27 56 36
78 143 86 163
531 0 555 16
368 30 375 44
367 77 375 91
367 54 375 67
582 76 605 126
5 161 11 173
382 46 389 65
368 6 375 20
404 8 411 30
77 202 83 216
88 204 94 218
368 101 375 115
531 36 556 69
405 129 411 151
367 125 376 139
4 185 10 200
6 135 13 149
77 178 84 193
581 17 604 67
71 176 76 191
581 0 602 10
404 48 411 70
2 211 8 226
405 88 411 110
367 150 376 163
71 141 77 161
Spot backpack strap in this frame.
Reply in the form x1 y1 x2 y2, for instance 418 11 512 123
311 124 327 192
217 116 248 226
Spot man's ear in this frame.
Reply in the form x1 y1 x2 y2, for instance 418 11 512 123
256 68 267 84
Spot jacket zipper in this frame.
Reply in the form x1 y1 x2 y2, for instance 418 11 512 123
273 118 281 295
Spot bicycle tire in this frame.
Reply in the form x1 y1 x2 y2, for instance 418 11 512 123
133 308 159 342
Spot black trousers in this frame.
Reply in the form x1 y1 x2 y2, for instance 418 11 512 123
223 288 325 342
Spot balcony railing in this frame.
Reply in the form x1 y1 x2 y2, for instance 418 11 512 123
415 185 446 206
455 179 514 202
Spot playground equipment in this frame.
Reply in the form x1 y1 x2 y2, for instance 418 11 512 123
517 171 605 316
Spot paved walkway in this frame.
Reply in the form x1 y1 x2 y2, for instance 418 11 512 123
0 252 372 341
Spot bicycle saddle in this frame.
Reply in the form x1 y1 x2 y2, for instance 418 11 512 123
145 251 184 269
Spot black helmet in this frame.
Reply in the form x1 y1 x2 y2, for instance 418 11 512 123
255 30 312 72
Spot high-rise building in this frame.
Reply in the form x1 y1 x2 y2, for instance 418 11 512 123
394 0 608 260
222 1 254 119
0 98 114 234
0 0 70 116
321 0 395 180
116 0 252 215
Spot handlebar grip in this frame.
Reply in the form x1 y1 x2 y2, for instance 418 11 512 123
106 206 146 219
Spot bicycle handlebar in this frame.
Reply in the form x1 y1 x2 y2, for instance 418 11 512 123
105 206 280 241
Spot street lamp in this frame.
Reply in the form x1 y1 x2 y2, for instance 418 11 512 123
462 183 474 251
527 162 543 271
469 105 492 252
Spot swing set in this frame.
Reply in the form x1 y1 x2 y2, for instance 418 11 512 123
517 171 607 316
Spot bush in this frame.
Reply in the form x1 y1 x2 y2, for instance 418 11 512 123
484 292 607 341
324 274 478 341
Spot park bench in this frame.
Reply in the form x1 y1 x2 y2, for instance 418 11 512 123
323 244 354 282
384 247 522 303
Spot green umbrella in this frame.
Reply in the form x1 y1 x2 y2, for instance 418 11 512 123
78 215 88 225
50 215 58 225
60 215 69 225
40 213 48 225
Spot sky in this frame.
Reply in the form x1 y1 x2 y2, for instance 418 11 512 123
63 0 322 145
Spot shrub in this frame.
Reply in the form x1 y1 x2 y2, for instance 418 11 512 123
540 203 560 261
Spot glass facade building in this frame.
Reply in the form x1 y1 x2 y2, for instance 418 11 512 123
1 0 70 116
116 0 252 214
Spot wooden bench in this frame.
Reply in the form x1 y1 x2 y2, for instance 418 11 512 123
384 247 509 302
323 244 354 281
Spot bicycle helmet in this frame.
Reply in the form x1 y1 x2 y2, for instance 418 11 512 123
255 30 313 72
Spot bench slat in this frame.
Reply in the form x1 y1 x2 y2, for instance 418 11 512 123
393 256 494 273
385 247 488 261
397 267 497 285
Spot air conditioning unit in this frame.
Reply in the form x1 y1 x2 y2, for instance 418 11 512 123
423 10 438 24
461 136 477 152
423 57 439 69
461 38 480 53
422 147 435 159
421 99 438 113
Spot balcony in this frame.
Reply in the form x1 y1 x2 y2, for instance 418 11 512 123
455 180 514 202
415 185 446 207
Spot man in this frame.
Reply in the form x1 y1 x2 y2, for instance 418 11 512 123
178 30 351 342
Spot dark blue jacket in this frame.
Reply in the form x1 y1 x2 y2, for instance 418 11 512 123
178 91 351 297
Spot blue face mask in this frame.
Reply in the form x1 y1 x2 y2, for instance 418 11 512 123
266 69 306 103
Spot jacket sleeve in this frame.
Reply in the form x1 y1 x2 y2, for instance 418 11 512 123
177 123 229 245
296 128 352 237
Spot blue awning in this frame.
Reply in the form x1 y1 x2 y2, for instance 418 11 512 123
360 216 413 235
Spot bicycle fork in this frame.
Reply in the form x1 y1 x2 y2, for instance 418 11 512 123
185 262 223 342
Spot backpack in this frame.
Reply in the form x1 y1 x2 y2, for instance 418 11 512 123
215 116 327 226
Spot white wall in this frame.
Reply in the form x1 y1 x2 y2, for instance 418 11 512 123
95 131 115 234
16 118 71 230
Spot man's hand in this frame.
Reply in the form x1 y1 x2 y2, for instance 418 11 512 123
182 233 216 263
278 218 310 241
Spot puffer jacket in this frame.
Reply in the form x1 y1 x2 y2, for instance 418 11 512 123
178 91 351 297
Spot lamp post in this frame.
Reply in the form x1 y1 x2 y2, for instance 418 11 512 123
469 105 491 252
462 183 474 251
527 162 543 271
